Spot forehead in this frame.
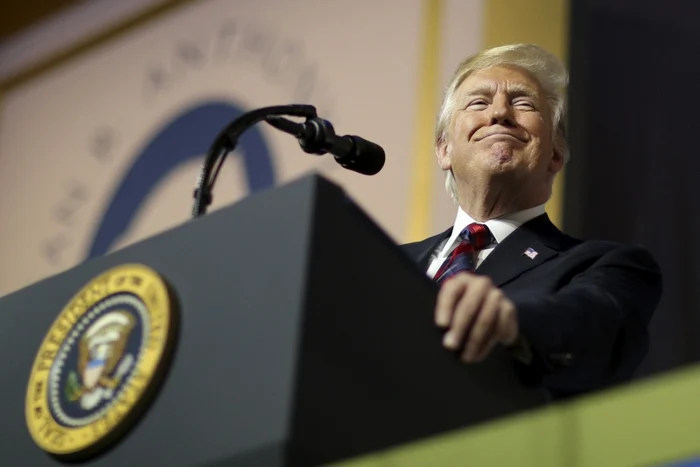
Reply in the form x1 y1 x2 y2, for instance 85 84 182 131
457 66 543 96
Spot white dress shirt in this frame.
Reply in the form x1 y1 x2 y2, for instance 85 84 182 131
426 204 546 279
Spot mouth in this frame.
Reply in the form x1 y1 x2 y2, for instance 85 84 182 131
476 133 527 143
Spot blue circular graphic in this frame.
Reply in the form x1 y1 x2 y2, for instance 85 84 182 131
86 100 277 259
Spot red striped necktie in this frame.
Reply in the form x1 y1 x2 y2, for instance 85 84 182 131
435 223 496 284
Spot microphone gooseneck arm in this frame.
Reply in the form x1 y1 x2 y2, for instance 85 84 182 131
192 105 386 219
192 105 317 218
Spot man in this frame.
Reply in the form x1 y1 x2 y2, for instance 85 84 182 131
402 44 662 400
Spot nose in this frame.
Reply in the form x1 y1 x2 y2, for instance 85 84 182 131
489 95 515 127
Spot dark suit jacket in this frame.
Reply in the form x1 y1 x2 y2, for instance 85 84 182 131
401 213 662 400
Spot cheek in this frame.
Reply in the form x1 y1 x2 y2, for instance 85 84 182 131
536 122 555 153
524 114 544 132
453 114 481 142
523 117 551 147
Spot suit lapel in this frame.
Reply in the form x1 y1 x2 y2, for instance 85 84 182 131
475 214 562 287
413 227 452 271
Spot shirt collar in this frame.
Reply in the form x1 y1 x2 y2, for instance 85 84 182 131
440 204 546 256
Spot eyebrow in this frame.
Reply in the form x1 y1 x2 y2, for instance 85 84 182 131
463 83 539 100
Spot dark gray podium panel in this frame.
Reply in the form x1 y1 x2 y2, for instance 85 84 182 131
0 174 545 467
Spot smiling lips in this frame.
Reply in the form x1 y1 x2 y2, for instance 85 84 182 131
476 131 527 143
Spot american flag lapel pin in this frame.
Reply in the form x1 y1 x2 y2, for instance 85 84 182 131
523 247 538 259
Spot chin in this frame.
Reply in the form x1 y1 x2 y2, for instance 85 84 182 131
490 142 517 159
483 152 517 172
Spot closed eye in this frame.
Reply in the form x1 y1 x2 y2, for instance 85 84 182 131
466 99 488 109
513 100 535 109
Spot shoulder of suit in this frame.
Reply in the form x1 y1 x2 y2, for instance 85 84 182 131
533 220 654 261
559 236 659 267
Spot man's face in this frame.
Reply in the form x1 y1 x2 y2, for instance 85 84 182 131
438 65 562 198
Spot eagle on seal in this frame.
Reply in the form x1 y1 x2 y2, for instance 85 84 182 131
66 310 136 409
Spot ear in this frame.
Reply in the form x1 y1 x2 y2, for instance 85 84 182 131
436 140 452 171
548 146 564 175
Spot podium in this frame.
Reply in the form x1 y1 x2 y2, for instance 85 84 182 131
0 174 546 466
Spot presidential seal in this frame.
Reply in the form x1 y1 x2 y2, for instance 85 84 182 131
25 264 178 459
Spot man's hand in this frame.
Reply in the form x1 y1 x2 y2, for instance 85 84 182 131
435 272 519 362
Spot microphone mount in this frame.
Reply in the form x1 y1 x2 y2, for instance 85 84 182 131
264 115 341 155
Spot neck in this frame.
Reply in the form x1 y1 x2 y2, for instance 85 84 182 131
456 178 548 222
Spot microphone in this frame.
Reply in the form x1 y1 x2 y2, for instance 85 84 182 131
265 116 385 175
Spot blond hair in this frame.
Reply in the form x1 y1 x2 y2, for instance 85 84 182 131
437 44 569 203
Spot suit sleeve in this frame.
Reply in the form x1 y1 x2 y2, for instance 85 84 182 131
505 245 662 397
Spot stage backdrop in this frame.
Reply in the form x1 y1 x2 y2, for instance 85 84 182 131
0 0 483 296
565 0 700 382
